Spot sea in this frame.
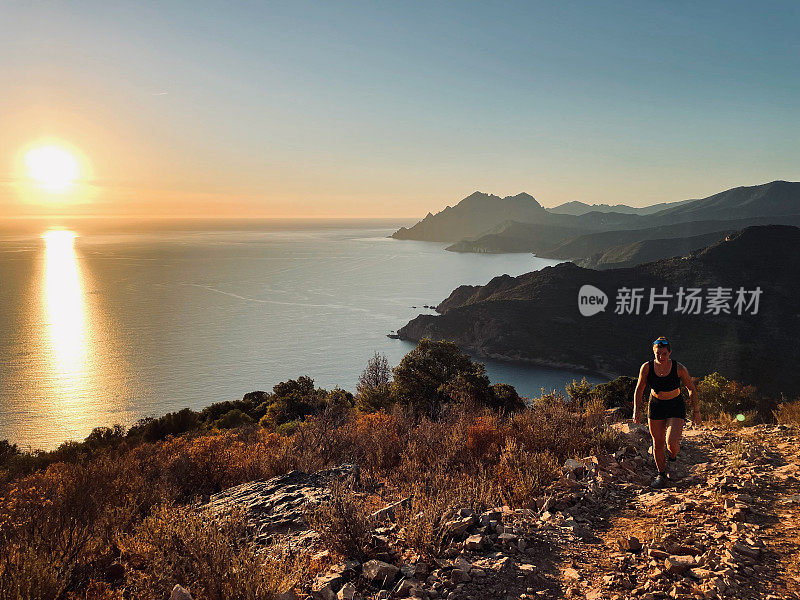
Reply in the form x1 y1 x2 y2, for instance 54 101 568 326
0 218 606 450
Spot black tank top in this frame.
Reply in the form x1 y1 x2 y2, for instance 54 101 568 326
647 359 681 393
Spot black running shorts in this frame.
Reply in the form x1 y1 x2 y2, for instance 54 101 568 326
648 393 686 421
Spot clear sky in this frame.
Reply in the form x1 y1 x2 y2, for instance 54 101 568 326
2 1 798 218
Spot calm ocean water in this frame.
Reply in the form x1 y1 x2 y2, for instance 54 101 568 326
0 218 605 450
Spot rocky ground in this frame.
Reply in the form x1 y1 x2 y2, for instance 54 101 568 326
200 422 800 600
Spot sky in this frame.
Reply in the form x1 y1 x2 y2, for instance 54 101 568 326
1 1 798 218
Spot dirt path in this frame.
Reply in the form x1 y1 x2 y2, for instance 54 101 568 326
529 424 800 600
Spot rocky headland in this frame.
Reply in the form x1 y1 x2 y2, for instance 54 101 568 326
396 225 800 398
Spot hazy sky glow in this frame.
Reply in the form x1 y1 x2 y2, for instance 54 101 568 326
2 1 798 218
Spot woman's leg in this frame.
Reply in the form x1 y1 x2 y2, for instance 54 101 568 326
666 417 685 459
648 418 668 474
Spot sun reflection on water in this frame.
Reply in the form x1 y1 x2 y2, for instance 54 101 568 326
43 230 88 374
39 228 110 439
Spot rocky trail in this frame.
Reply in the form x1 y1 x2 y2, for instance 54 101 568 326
202 423 800 600
532 423 800 600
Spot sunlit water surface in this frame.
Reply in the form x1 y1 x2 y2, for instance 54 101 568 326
0 219 605 450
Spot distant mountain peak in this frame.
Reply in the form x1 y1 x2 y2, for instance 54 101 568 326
504 192 536 201
463 191 495 201
457 191 540 208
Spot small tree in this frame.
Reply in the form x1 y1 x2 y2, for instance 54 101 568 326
357 351 391 395
356 385 393 413
444 365 493 411
356 351 393 413
0 439 20 466
260 376 328 429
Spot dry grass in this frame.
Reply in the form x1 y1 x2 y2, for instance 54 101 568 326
774 399 800 425
122 503 320 600
0 391 621 598
495 440 559 509
305 479 373 562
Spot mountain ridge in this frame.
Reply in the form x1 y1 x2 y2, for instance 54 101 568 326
391 182 800 258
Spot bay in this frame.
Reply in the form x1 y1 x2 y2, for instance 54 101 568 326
0 218 605 450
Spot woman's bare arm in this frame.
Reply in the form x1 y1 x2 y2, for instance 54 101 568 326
678 364 701 424
633 362 648 423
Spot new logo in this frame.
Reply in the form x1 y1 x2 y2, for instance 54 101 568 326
578 285 608 317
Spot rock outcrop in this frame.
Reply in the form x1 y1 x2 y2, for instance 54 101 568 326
204 464 359 546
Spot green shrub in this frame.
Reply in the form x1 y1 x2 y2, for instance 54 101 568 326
325 387 355 409
129 408 200 442
273 419 300 436
566 377 595 407
592 376 637 409
212 409 253 429
356 384 393 413
0 440 20 468
392 338 519 418
259 376 330 429
489 383 526 413
697 372 760 419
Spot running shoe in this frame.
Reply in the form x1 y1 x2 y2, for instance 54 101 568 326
650 473 668 489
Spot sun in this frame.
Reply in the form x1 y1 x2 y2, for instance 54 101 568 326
25 145 80 192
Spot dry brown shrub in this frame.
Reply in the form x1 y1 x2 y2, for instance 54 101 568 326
465 414 506 464
305 479 373 561
289 410 352 473
0 454 157 600
0 382 632 594
394 484 451 558
394 417 452 486
395 471 498 559
509 396 615 459
343 411 405 479
774 398 800 425
584 395 607 429
257 430 297 478
122 503 277 600
159 430 267 498
495 438 559 508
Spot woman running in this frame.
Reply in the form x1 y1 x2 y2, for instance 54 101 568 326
633 336 701 489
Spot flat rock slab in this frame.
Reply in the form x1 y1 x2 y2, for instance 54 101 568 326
204 463 358 544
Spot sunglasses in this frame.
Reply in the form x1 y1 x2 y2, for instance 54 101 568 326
653 340 670 346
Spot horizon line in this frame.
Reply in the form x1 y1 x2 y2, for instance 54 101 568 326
0 214 424 221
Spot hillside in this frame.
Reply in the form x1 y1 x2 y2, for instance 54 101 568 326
539 215 800 260
267 421 800 600
2 334 800 600
444 221 589 254
396 225 800 397
574 230 736 270
547 197 694 216
650 180 800 223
